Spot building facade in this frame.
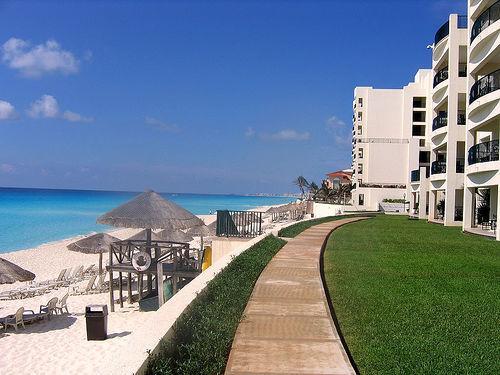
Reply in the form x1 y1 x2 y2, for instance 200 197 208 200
463 0 500 240
350 2 499 240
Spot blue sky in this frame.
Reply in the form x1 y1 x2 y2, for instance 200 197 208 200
0 0 466 194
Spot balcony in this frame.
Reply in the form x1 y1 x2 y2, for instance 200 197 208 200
469 69 500 104
471 0 500 43
431 161 447 174
433 67 449 88
434 21 449 45
468 139 500 165
456 158 465 173
432 113 448 131
411 170 420 182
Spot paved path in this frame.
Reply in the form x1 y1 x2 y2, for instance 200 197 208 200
225 217 367 375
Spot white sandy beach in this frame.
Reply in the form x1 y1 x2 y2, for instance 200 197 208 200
0 207 281 375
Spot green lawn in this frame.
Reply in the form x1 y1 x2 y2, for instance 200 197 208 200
323 215 500 375
278 213 376 238
147 235 286 375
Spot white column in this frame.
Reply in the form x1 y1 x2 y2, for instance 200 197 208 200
463 187 474 231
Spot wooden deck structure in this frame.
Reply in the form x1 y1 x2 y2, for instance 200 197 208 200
107 239 202 312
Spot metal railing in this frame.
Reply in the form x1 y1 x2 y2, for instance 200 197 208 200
468 139 499 165
432 113 448 130
216 210 262 238
433 67 449 88
456 158 465 173
470 69 500 103
411 170 420 182
471 0 500 43
431 160 447 174
435 20 449 45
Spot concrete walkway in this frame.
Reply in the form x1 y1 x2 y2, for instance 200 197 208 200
225 217 366 375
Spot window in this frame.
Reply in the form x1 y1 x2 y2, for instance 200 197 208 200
357 126 362 135
357 112 362 121
419 151 430 163
358 194 364 206
419 139 426 147
358 148 364 158
358 98 363 107
357 163 363 174
413 97 426 108
358 179 362 186
413 111 426 122
412 125 425 136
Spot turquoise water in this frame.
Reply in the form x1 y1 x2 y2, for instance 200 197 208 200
0 188 293 253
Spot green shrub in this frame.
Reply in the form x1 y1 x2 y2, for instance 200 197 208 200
146 235 286 375
278 213 376 238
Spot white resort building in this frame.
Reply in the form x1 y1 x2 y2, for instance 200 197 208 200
463 0 500 240
350 0 499 240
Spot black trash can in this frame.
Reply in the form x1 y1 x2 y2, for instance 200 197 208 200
85 304 108 340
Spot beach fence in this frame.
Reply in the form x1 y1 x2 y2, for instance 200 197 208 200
216 210 263 238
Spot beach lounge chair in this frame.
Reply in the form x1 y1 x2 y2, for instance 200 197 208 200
0 289 22 300
39 297 58 320
55 293 69 314
71 274 97 295
82 264 96 278
90 273 108 294
1 307 45 331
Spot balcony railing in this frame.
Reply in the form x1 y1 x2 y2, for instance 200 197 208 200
468 139 499 165
216 210 263 238
411 170 420 182
471 0 500 43
431 160 447 174
432 113 448 131
457 111 466 125
456 158 465 173
470 69 500 103
433 67 449 88
435 20 449 45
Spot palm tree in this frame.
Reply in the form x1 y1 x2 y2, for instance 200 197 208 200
293 176 309 198
308 182 319 199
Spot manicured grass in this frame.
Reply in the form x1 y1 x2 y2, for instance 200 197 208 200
147 235 286 375
278 213 376 238
324 215 500 374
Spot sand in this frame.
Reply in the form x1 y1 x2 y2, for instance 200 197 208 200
0 206 286 374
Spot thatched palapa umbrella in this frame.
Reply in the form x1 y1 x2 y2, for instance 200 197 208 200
0 257 35 284
127 229 162 242
67 232 120 275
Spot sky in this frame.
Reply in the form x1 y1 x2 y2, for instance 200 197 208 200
0 0 467 194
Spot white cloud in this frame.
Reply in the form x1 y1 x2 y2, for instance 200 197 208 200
0 100 16 120
1 37 79 77
262 129 310 141
326 115 346 130
27 94 59 118
145 117 180 132
325 115 350 145
62 110 93 123
244 127 256 138
0 163 15 174
27 94 92 122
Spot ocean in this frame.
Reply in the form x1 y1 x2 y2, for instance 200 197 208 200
0 187 294 253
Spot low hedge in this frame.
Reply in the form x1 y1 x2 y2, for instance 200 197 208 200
146 235 286 375
278 213 376 238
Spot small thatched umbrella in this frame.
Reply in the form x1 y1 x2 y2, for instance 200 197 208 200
186 224 215 237
157 229 193 243
0 257 35 284
67 232 120 275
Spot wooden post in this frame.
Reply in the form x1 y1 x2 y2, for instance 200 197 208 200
146 228 152 294
127 272 132 303
138 274 143 300
118 272 123 308
157 260 164 307
109 244 114 312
